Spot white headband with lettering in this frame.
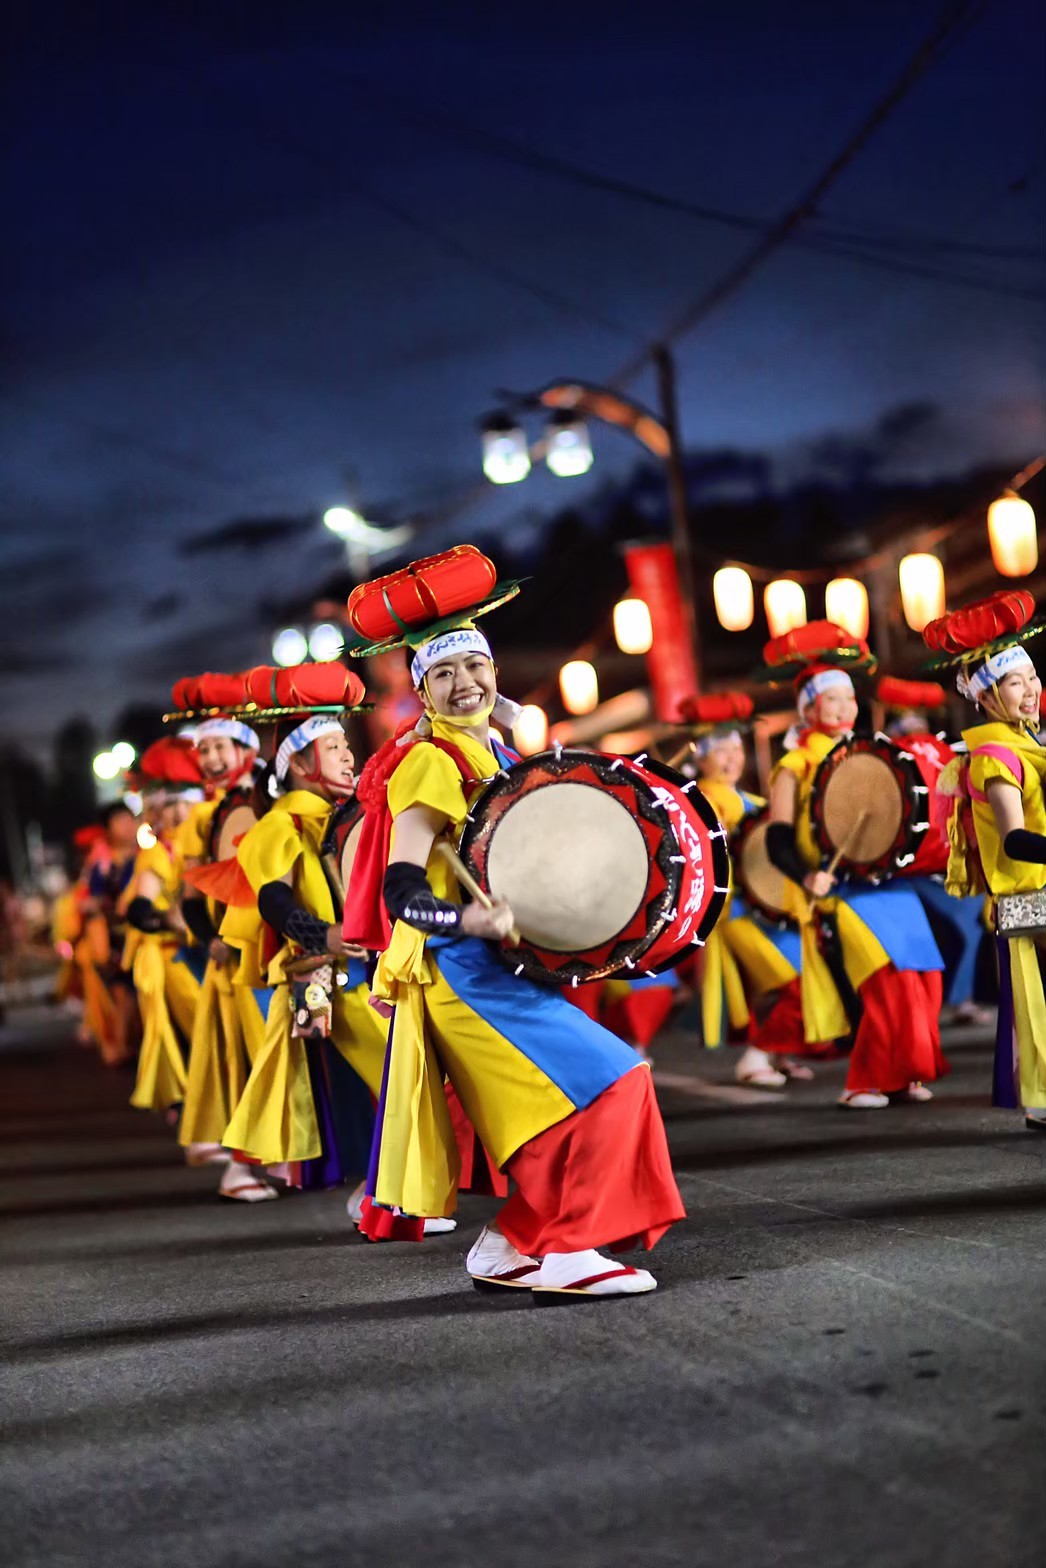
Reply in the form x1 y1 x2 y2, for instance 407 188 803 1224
957 643 1034 702
274 716 343 781
194 717 260 751
798 668 854 716
410 628 492 688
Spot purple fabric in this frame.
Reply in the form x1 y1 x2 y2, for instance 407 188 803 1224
365 1012 396 1198
992 936 1020 1109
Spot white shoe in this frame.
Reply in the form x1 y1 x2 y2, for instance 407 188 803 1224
347 1182 457 1235
838 1090 890 1110
530 1249 657 1298
219 1162 279 1202
422 1217 458 1235
466 1224 541 1291
899 1082 934 1103
735 1046 788 1090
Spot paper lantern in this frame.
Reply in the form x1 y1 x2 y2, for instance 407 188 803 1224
987 495 1038 578
824 578 869 641
513 704 548 756
559 660 599 716
613 598 653 655
713 567 754 632
899 554 946 633
763 579 808 639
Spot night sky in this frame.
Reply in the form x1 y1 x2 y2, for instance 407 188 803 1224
4 1 1043 754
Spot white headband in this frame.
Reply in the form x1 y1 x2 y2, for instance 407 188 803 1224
274 716 343 781
695 727 742 757
194 717 260 751
958 643 1034 702
798 668 854 716
410 628 492 688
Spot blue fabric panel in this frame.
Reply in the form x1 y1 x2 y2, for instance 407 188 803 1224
430 935 641 1109
909 878 985 1004
251 987 272 1022
173 944 208 985
838 882 944 971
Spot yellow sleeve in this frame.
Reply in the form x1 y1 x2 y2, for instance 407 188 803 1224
770 750 809 788
236 808 302 894
969 751 1023 796
176 801 217 862
387 743 465 823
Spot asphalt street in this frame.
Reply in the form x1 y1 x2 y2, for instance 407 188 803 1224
2 1006 1043 1568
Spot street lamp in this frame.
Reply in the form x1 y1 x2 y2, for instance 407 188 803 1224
110 741 136 769
308 622 345 663
273 627 309 667
92 751 120 781
481 415 531 484
545 411 594 478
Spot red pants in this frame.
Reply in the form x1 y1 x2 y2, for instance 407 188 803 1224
847 968 947 1093
497 1065 685 1256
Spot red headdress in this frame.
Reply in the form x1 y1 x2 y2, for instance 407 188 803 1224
676 692 754 727
875 676 947 712
137 736 205 787
751 620 876 686
923 590 1035 659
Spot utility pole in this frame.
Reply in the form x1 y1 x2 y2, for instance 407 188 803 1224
652 343 702 690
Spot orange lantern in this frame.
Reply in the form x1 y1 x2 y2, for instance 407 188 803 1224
613 597 653 655
763 579 807 638
899 554 946 633
713 567 754 632
559 660 599 716
987 494 1038 578
513 704 549 755
824 578 869 641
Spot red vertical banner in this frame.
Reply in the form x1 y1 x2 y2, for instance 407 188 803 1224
625 542 698 723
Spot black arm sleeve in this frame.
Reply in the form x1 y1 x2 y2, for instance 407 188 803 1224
126 896 166 934
181 896 217 946
257 880 330 954
384 862 464 936
765 822 812 888
1003 829 1046 865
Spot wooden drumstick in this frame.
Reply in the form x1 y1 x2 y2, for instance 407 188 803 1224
807 809 872 903
667 740 698 771
434 840 522 947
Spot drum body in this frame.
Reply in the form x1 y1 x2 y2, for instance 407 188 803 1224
208 788 259 866
458 749 729 986
809 735 949 882
732 807 793 925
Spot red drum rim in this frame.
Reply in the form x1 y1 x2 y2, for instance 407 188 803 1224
321 798 364 918
809 734 934 882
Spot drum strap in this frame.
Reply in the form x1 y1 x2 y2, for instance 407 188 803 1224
967 744 1024 804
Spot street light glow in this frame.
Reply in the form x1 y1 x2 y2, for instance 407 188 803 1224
272 627 309 667
136 823 157 849
110 741 136 768
481 416 531 484
308 622 345 662
545 412 594 478
323 506 365 537
92 751 120 780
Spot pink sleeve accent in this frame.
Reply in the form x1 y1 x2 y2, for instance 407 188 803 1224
968 743 1024 803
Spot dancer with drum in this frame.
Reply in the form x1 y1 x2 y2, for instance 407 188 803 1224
878 675 991 1026
757 623 947 1109
343 546 685 1298
922 591 1046 1127
124 738 209 1116
680 694 809 1088
75 803 141 1066
220 665 416 1211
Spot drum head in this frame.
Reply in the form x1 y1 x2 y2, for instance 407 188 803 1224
810 737 932 878
321 799 364 913
208 790 258 865
486 781 652 952
460 749 682 985
735 811 791 924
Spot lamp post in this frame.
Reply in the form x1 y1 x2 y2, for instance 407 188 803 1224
480 343 702 689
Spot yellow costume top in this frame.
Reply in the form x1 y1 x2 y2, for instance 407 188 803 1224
122 838 181 968
234 791 336 982
965 722 1046 897
175 796 221 864
770 730 836 871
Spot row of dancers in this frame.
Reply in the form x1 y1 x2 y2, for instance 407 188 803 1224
54 553 1046 1302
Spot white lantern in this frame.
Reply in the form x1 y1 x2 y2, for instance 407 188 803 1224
481 416 531 484
764 579 807 638
824 578 869 641
987 494 1038 578
613 598 653 655
713 567 754 632
899 553 946 633
559 660 599 716
308 622 345 663
272 627 309 667
513 704 549 756
545 412 594 478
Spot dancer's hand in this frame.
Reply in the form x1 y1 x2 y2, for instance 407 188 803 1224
804 870 835 899
462 899 516 940
325 924 353 956
209 938 235 966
